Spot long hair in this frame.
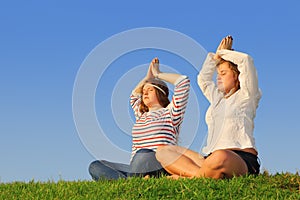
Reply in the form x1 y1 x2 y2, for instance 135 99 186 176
139 78 170 114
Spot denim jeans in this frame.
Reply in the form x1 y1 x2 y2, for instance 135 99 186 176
88 149 168 180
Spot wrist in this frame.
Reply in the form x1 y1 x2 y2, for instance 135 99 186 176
155 72 160 79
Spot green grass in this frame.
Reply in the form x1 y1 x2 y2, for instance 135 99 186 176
0 172 299 200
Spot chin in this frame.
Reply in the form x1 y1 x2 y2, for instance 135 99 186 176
143 101 150 107
217 86 225 93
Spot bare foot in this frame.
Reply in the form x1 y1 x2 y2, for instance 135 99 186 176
143 175 150 179
166 174 181 180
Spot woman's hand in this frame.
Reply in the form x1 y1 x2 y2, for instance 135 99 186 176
151 57 161 78
213 35 233 61
145 58 156 80
134 57 161 94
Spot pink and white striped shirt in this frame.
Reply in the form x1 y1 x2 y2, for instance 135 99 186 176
130 76 190 159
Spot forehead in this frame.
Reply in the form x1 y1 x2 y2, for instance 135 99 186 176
217 62 231 72
143 84 155 90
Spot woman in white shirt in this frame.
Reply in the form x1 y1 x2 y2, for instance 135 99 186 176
156 36 261 179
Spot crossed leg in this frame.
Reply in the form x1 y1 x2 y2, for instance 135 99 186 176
156 146 248 179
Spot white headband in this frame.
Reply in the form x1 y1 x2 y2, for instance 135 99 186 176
144 83 167 95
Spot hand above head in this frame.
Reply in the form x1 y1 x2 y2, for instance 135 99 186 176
151 57 161 78
213 35 233 61
145 58 157 80
147 57 184 84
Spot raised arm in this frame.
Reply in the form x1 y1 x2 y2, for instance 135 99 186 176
151 58 183 85
152 58 190 126
217 49 261 98
130 58 156 119
198 36 233 102
197 53 219 103
132 59 156 94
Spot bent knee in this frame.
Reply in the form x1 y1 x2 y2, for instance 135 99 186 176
155 146 166 161
203 150 248 178
89 160 99 170
156 145 174 161
205 150 231 169
88 160 101 178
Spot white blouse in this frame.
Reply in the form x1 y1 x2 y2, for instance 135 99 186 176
198 49 262 155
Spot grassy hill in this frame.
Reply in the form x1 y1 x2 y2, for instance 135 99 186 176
0 172 299 199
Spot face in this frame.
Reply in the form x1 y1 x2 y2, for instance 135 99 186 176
217 62 238 94
142 84 160 108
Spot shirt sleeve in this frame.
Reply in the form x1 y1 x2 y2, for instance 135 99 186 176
197 52 221 103
168 75 190 127
217 49 261 98
130 92 142 120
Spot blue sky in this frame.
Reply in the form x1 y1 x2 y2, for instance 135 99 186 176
1 1 299 182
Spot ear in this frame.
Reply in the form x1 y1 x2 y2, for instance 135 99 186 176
235 74 240 88
233 71 239 81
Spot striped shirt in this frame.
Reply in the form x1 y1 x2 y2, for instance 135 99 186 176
130 76 190 160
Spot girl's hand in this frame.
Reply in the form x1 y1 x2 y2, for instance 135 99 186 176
135 57 160 94
146 58 156 80
213 35 233 61
151 57 161 78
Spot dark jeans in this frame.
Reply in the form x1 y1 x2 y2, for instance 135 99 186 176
88 149 169 180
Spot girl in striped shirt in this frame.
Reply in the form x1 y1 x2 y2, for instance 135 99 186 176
89 58 190 180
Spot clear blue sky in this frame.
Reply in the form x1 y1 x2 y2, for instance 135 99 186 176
1 1 299 183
